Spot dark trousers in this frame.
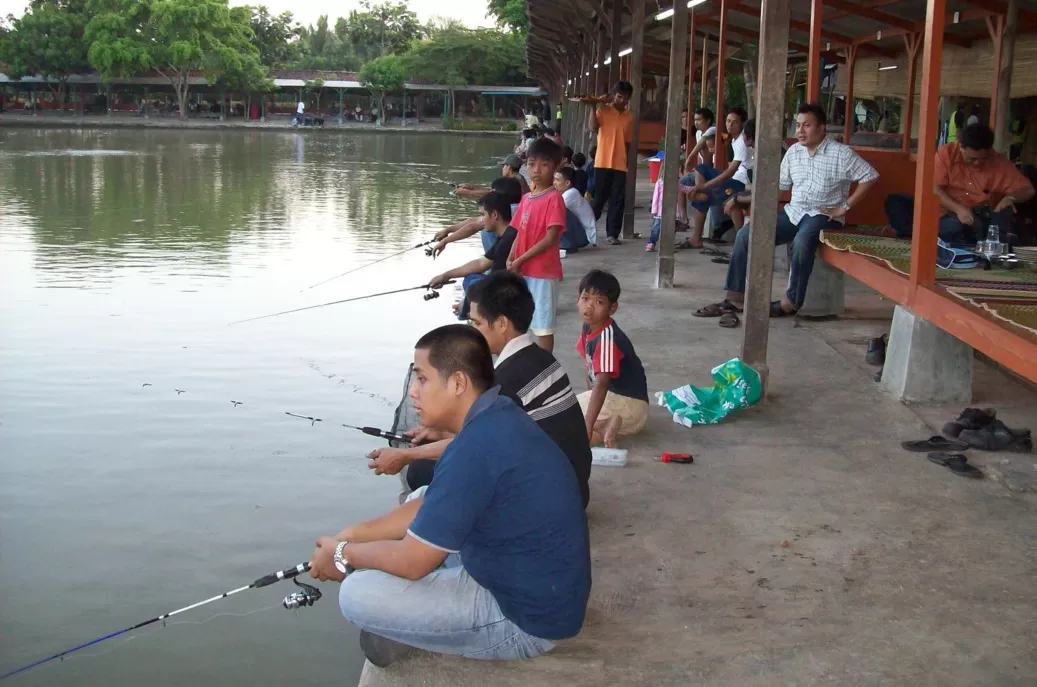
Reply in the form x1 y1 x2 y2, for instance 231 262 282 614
884 193 1015 245
591 168 627 239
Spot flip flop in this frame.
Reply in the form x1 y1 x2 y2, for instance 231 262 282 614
769 300 796 317
694 300 743 317
700 247 729 257
926 452 983 479
900 436 970 452
711 256 731 264
718 312 740 328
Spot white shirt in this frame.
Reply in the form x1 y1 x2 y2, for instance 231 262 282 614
967 114 980 126
496 332 536 366
296 101 304 114
695 126 717 166
779 137 880 224
562 187 597 245
731 134 753 185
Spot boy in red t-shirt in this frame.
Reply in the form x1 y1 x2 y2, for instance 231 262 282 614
507 138 566 352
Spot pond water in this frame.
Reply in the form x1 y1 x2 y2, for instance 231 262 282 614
0 128 505 686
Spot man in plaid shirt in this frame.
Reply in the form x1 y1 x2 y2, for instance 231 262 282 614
694 103 879 327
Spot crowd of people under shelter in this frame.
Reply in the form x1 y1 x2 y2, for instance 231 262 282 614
302 79 1036 670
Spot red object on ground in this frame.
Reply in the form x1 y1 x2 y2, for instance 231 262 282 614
648 158 662 184
250 103 259 120
659 452 694 464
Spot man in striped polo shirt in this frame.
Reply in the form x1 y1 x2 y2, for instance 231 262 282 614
367 272 592 508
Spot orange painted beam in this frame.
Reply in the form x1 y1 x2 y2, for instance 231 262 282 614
714 0 728 170
908 0 946 292
819 246 910 303
807 0 823 102
687 9 696 121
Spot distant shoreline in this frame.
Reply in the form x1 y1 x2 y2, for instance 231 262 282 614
0 114 518 138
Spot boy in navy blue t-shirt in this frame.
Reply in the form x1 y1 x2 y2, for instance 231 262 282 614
307 325 590 668
576 269 649 448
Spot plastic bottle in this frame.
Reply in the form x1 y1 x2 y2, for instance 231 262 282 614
591 446 627 467
988 223 1000 244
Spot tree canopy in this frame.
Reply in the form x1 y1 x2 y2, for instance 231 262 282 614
486 0 528 35
0 0 92 84
358 54 404 126
403 26 527 87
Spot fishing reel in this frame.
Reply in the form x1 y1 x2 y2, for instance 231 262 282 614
423 289 441 301
424 247 436 257
282 578 322 610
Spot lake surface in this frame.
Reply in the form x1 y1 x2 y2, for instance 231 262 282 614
0 128 503 686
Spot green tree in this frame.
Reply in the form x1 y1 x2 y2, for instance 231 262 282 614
343 1 423 62
85 0 260 119
487 0 528 35
358 54 404 127
248 5 301 69
0 0 92 107
403 27 528 88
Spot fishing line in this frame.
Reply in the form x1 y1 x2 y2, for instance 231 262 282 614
0 563 316 682
230 281 454 325
384 161 457 188
301 239 436 293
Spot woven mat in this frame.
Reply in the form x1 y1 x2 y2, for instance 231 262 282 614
972 299 1037 337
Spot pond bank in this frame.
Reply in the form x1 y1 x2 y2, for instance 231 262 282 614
0 114 517 137
356 180 1037 686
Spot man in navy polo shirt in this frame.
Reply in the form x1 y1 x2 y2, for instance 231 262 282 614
307 325 591 667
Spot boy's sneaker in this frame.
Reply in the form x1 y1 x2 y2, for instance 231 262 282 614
942 407 996 438
645 243 656 252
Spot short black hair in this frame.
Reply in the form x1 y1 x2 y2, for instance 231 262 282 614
490 176 522 205
572 152 587 168
522 128 536 138
414 324 495 393
556 166 576 186
527 137 563 164
477 191 513 223
743 119 756 142
578 269 621 304
728 107 748 123
613 80 634 96
467 271 534 334
544 127 554 135
797 102 827 126
694 107 715 125
960 122 995 150
562 145 574 161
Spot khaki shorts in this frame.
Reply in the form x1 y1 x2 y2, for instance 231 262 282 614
577 390 649 435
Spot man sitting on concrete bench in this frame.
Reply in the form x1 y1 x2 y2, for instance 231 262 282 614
884 123 1034 243
693 103 879 326
307 324 591 668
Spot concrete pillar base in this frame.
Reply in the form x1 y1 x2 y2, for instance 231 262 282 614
797 257 845 317
881 305 973 403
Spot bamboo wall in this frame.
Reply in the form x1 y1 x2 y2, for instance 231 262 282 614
844 34 1037 100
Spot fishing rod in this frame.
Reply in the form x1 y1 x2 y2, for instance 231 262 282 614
343 424 411 444
301 239 436 293
385 161 457 188
0 562 320 682
231 281 455 325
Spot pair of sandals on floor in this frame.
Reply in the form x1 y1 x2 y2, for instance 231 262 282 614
693 299 795 328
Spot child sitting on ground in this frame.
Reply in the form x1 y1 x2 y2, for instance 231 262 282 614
507 137 567 353
576 269 649 448
428 191 518 320
555 166 597 247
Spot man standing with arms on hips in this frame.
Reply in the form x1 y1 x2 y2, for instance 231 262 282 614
589 81 635 245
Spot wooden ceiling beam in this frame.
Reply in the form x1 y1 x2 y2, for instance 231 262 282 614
960 0 1037 27
823 0 972 48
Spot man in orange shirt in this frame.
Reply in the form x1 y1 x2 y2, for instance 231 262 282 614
885 123 1034 244
588 81 635 245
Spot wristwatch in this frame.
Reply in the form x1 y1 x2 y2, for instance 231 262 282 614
333 540 350 574
841 202 852 211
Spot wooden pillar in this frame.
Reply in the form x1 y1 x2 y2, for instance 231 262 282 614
742 0 791 391
902 34 921 154
806 0 823 103
994 0 1017 153
842 45 858 143
700 36 709 106
657 0 689 287
907 0 947 293
986 16 1004 129
622 0 646 238
714 0 729 169
687 10 697 122
609 0 623 87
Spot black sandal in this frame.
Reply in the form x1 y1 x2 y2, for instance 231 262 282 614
694 300 743 317
718 312 741 328
927 452 983 478
900 436 970 452
769 300 796 317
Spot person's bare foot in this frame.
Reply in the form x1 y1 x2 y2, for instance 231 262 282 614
602 416 622 448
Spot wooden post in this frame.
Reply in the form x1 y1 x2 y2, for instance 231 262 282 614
609 0 623 87
902 34 921 154
622 0 646 239
714 0 729 170
986 16 1004 129
907 0 947 294
742 0 791 390
657 0 689 287
842 45 858 143
994 0 1017 153
807 0 823 103
687 9 697 125
700 36 709 106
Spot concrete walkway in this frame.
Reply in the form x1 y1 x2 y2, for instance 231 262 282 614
357 184 1037 686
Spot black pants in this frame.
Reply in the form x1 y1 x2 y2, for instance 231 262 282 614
591 168 627 240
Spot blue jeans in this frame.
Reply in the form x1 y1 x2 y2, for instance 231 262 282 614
339 554 555 660
456 273 486 321
682 165 744 214
724 211 842 310
884 193 1015 245
648 216 661 244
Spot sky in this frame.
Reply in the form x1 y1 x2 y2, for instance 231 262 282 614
0 0 497 28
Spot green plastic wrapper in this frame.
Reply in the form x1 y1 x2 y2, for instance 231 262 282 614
655 358 762 427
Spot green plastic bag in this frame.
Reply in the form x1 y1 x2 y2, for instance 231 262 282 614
656 358 762 427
